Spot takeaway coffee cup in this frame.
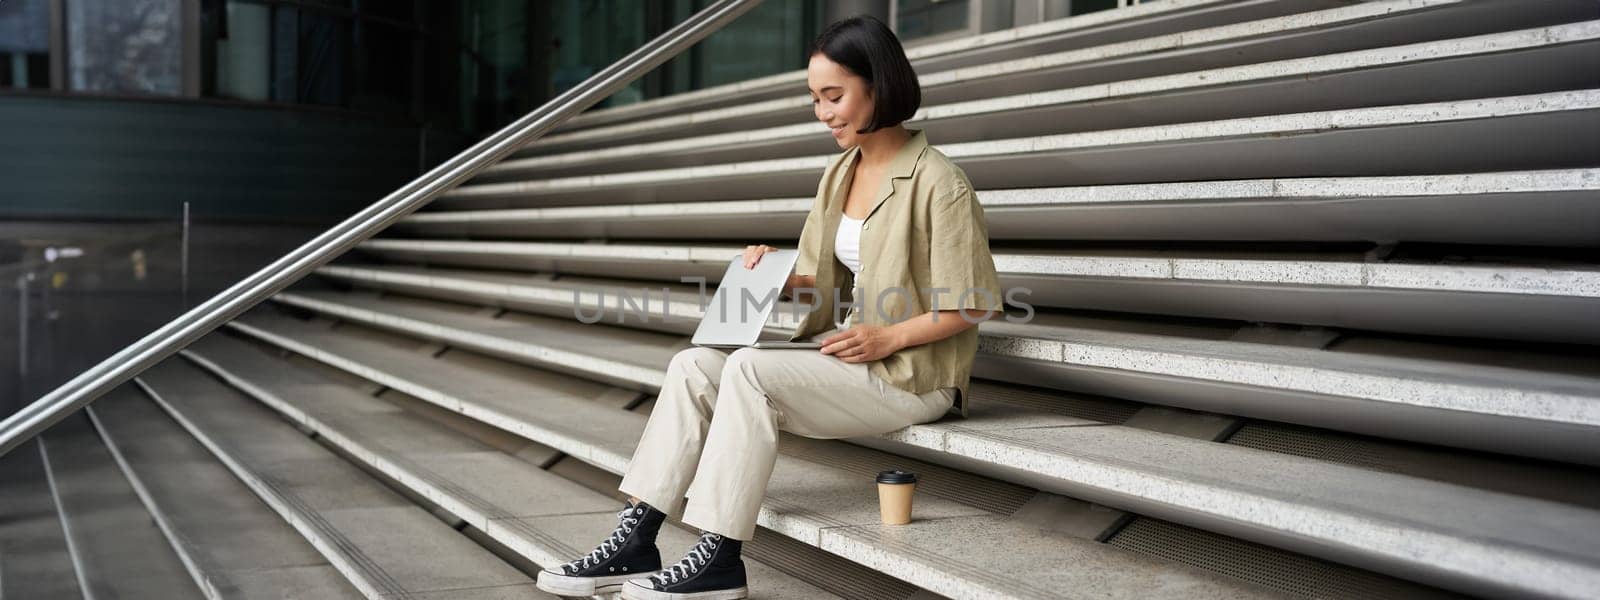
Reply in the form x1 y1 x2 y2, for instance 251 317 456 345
876 470 918 525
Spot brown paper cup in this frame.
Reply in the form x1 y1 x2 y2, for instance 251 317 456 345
877 482 915 525
876 470 918 525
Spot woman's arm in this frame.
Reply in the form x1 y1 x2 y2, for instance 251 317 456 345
821 308 999 363
746 244 818 305
780 273 818 304
887 308 998 350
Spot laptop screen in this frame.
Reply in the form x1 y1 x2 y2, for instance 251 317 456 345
691 249 800 346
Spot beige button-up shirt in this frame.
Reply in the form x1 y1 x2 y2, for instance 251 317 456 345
787 128 1004 417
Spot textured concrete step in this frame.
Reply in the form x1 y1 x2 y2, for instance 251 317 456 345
0 440 81 599
346 235 1600 344
134 359 550 599
319 264 787 334
543 0 1344 136
268 289 1600 465
87 387 365 600
542 0 1593 141
395 169 1600 248
439 90 1600 208
493 21 1600 179
37 411 204 600
175 333 839 600
232 308 1600 599
864 413 1600 599
306 264 1600 392
209 312 1278 599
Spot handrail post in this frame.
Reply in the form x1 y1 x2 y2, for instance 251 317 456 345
0 0 765 458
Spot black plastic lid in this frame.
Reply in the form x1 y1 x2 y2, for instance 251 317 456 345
876 469 917 484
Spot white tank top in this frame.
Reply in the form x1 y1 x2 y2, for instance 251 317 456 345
835 213 863 275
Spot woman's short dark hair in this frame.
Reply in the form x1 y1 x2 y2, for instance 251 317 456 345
808 15 921 134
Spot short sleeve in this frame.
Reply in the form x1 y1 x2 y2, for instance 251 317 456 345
794 154 842 277
927 175 1005 313
793 193 824 277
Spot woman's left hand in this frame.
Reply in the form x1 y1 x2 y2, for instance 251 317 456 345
820 324 902 363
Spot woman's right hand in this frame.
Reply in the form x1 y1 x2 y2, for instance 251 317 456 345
743 244 778 269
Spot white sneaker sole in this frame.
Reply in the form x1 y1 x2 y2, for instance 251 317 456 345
536 568 639 596
620 579 748 600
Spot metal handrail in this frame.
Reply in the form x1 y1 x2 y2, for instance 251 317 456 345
0 0 765 458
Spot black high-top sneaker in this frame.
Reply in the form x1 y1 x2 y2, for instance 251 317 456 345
536 499 666 596
621 531 747 600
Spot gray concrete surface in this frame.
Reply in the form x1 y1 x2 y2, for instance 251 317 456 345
180 332 840 600
0 439 81 599
135 359 547 600
270 284 1600 464
38 411 204 599
542 0 1339 134
219 311 1278 599
438 91 1600 209
88 387 363 600
237 302 1600 598
392 169 1600 248
493 21 1600 178
343 235 1600 343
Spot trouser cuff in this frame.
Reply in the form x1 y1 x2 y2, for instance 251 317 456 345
618 475 687 518
679 495 757 541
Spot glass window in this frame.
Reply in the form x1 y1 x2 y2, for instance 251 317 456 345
549 0 647 109
271 5 300 102
692 0 817 89
197 1 427 116
67 0 185 95
897 0 970 41
1046 0 1122 21
0 0 51 89
216 1 272 101
544 0 820 112
0 53 51 89
1073 0 1121 15
10 0 825 137
356 0 415 24
350 19 416 115
460 0 534 132
295 10 351 107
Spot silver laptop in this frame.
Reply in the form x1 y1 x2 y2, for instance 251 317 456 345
692 249 824 349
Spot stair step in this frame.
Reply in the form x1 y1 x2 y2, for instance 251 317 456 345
175 333 840 599
134 359 549 599
394 169 1600 248
545 0 1344 135
439 90 1600 209
345 235 1600 344
1221 420 1600 509
38 411 203 599
0 440 81 598
493 21 1600 179
867 419 1600 598
224 307 1595 597
216 307 1440 598
543 0 1590 140
269 288 1600 464
204 313 1277 599
87 387 364 599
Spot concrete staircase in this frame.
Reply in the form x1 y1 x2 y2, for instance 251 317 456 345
7 1 1598 598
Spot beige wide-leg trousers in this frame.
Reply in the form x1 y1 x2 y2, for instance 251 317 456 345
617 331 956 541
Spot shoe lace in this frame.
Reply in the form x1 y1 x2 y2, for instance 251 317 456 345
651 532 720 586
564 505 641 571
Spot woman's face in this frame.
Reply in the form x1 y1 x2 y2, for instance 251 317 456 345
807 53 874 149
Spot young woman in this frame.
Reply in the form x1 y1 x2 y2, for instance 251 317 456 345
537 15 1005 600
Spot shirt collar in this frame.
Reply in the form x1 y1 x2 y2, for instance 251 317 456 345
841 127 927 181
831 128 929 218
